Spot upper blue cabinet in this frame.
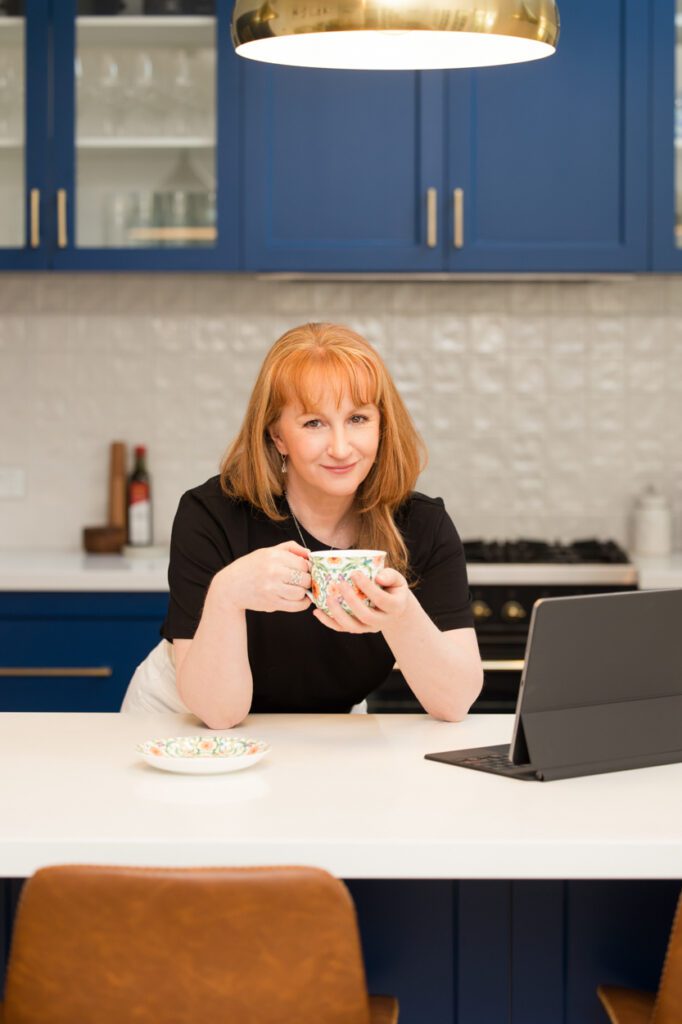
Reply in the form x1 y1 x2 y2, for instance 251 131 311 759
0 0 49 270
241 64 445 271
1 0 239 270
652 0 682 269
446 0 649 273
0 0 665 273
242 0 650 273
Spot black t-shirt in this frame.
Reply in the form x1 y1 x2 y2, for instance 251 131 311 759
161 476 473 713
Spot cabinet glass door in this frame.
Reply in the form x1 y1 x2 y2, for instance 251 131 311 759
73 1 216 252
0 9 25 249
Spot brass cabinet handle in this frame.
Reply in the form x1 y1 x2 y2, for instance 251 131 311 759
30 188 40 248
426 187 438 248
57 189 68 248
453 187 464 248
481 660 524 672
0 667 112 677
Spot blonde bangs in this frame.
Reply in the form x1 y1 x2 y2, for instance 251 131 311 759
270 345 382 418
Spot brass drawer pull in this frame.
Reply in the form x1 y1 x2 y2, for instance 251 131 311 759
426 187 438 248
481 660 524 672
453 187 464 248
57 189 68 248
0 667 112 677
30 188 40 248
390 659 524 672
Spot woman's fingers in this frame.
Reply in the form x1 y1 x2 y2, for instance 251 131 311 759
321 581 379 632
312 607 344 630
348 572 390 611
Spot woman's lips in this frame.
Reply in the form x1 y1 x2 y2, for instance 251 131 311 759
322 463 357 474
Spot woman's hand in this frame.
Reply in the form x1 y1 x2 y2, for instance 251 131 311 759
312 568 411 634
214 541 312 614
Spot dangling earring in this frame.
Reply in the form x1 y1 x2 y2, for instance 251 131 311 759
281 454 287 474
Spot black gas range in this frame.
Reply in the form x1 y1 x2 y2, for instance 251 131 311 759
366 537 638 714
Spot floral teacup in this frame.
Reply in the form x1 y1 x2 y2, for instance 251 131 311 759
308 549 387 617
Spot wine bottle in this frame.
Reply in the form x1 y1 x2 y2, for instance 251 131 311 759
127 445 153 547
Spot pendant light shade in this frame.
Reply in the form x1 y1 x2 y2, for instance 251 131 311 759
232 0 560 71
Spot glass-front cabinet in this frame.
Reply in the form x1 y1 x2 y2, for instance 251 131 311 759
0 0 239 270
0 1 48 269
0 11 25 249
74 6 217 251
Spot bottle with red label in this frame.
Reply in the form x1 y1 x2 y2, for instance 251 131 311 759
127 445 153 547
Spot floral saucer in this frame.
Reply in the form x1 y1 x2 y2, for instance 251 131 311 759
136 735 269 775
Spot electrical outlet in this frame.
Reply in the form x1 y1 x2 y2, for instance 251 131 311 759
0 467 26 499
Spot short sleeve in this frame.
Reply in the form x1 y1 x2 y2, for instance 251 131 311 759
414 503 474 631
160 491 234 641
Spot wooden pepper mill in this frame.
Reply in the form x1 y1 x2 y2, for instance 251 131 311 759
82 441 127 554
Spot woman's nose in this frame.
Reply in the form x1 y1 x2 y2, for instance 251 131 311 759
328 427 353 457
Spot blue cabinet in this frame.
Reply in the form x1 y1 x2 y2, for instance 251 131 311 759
1 1 239 271
242 64 445 271
243 0 650 273
0 593 167 712
0 0 50 270
446 0 649 272
652 0 682 270
0 0 664 274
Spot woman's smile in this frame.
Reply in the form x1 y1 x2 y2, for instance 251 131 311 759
322 462 358 474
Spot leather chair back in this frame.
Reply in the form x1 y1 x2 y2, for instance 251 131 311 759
3 864 373 1024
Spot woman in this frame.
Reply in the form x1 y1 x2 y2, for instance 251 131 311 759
121 322 482 726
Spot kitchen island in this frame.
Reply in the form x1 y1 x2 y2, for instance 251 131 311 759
0 712 679 1023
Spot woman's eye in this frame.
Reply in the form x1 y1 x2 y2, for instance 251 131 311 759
302 414 369 428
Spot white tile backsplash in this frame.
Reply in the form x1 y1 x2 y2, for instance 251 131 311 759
1 273 682 552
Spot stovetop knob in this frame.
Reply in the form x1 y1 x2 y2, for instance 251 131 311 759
472 599 493 621
501 600 528 622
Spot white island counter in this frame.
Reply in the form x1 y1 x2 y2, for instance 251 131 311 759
0 712 680 880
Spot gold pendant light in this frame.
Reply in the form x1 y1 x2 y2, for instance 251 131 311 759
232 0 560 71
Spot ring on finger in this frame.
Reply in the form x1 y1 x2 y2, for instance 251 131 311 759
287 569 304 587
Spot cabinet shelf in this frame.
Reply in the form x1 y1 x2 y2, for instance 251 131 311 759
77 136 215 149
76 15 214 47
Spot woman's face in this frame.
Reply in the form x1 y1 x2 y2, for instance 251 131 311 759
271 386 381 499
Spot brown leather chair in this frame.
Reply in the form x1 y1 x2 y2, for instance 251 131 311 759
597 889 682 1024
0 864 398 1024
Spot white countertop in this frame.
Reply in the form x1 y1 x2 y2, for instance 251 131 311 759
0 550 681 592
632 553 682 590
0 550 169 591
0 712 680 880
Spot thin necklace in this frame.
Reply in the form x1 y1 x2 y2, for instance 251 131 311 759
284 493 352 551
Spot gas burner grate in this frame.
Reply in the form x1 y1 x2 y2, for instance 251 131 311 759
463 538 630 565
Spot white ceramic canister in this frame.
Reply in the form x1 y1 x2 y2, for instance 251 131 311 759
633 485 673 557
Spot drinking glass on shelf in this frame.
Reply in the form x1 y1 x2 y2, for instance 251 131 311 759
104 192 136 247
123 50 160 137
0 49 20 138
126 191 156 247
93 51 123 136
192 48 215 138
165 49 197 136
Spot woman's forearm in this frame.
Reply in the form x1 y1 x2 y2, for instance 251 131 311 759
381 593 483 721
176 575 253 730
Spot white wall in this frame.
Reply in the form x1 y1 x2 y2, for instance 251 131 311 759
1 273 680 551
